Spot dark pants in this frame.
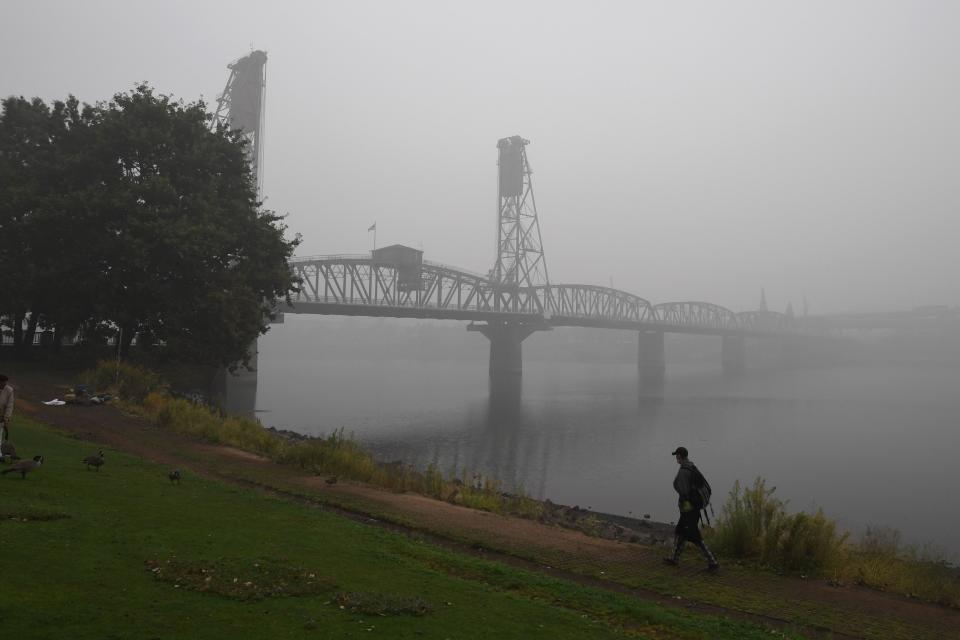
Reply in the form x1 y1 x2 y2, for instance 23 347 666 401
674 510 703 544
671 509 717 566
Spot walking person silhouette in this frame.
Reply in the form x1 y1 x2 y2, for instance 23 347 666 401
664 446 719 572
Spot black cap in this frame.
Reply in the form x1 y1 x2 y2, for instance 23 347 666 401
671 446 688 458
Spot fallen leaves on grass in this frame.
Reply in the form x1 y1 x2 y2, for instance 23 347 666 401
334 591 432 616
144 557 336 601
1 511 71 523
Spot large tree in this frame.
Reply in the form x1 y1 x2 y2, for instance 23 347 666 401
0 85 299 366
0 96 97 350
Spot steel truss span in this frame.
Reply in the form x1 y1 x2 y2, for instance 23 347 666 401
654 301 739 332
287 257 796 337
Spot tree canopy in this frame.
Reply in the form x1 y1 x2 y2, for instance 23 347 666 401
0 84 299 367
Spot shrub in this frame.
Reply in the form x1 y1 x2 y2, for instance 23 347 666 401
505 493 545 520
708 476 848 572
144 392 280 457
459 479 505 512
276 428 386 485
708 477 785 560
840 526 960 607
777 508 848 573
82 360 166 402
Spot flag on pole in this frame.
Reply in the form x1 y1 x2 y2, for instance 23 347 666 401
367 222 376 232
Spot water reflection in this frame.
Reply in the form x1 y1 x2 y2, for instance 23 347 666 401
637 390 664 423
476 376 536 494
487 376 522 420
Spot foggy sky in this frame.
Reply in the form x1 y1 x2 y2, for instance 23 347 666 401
4 1 958 314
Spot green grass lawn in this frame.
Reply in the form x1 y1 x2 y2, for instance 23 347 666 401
0 416 804 640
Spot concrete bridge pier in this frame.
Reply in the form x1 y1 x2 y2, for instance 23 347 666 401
211 338 259 416
637 330 666 388
721 335 746 376
468 321 545 378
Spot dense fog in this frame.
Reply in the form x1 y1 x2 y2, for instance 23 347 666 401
6 0 959 554
5 1 959 313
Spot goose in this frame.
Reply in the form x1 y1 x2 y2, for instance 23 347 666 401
1 455 43 479
83 450 105 471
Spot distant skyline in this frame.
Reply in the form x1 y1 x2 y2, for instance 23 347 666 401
4 1 958 314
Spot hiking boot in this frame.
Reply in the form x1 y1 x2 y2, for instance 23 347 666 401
662 557 678 566
706 562 720 573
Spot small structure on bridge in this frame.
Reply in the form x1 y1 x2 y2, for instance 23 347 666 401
372 244 424 291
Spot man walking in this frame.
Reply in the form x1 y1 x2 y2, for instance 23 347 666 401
664 446 719 572
0 374 13 448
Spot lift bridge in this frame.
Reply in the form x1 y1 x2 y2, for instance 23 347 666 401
282 135 806 383
214 51 955 398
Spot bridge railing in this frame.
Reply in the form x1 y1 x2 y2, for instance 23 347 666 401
290 253 369 263
654 301 740 332
534 284 657 324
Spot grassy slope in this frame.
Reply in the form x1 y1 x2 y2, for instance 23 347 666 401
0 416 802 640
199 454 952 640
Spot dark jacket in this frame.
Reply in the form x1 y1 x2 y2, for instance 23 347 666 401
673 460 700 508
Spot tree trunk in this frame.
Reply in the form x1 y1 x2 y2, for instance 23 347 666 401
52 325 64 350
122 327 135 353
116 323 136 357
12 312 23 348
23 312 40 351
137 329 155 352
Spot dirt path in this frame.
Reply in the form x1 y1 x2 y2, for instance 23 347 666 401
11 370 960 640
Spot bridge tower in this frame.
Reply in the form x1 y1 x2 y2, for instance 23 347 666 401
492 136 549 296
472 136 551 380
211 50 268 415
213 50 267 192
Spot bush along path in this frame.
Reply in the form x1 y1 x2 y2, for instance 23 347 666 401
10 371 960 640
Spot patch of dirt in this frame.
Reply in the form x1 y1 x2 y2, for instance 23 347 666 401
196 444 270 464
305 477 668 559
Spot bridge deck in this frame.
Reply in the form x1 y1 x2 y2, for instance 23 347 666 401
283 256 957 335
285 257 801 337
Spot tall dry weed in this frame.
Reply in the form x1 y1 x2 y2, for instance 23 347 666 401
708 477 847 572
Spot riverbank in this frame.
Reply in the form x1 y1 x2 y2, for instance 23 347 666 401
254 338 960 560
6 366 960 639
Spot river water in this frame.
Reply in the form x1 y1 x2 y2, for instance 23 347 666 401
256 316 960 557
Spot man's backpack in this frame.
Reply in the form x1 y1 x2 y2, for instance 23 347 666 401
691 467 714 524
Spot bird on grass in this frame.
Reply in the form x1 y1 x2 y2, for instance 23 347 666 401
1 455 43 479
83 450 105 471
168 469 181 484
